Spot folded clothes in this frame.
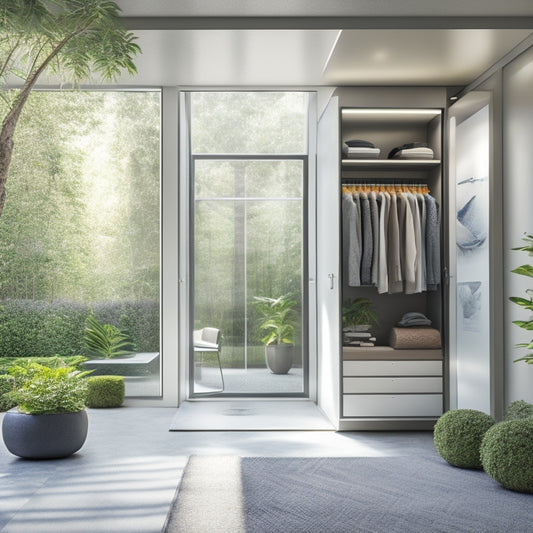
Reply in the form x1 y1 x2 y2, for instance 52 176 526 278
394 148 434 160
397 312 432 327
388 142 433 160
389 327 441 349
344 139 375 148
343 144 381 159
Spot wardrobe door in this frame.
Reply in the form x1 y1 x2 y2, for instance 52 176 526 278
316 97 341 427
448 92 492 414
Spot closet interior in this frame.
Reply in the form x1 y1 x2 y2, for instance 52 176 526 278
339 107 445 424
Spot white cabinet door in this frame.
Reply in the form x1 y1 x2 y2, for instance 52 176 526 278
448 93 493 414
316 96 341 426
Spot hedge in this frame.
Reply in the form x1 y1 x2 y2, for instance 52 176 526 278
0 299 159 358
86 376 125 408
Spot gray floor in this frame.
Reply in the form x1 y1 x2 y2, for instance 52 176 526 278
170 400 334 430
0 406 437 533
193 367 304 394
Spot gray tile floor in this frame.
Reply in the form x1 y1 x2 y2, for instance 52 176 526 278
0 406 436 533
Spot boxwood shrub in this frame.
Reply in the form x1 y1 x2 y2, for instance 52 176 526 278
86 376 125 408
481 419 533 493
0 299 159 359
434 409 495 469
504 400 533 421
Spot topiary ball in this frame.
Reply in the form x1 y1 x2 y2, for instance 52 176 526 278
86 375 125 408
434 409 495 468
480 419 533 493
503 400 533 421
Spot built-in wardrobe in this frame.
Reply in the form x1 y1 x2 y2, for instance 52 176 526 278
316 86 502 430
317 88 448 430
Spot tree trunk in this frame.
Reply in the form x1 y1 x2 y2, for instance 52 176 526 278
0 115 17 218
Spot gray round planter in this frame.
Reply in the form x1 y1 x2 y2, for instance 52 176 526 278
265 344 294 374
2 409 88 459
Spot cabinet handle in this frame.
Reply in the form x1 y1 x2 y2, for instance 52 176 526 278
328 273 335 290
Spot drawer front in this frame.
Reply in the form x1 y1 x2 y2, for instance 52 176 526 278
343 360 442 377
343 377 442 394
343 394 443 417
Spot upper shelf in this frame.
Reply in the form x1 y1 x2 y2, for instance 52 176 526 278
342 159 441 171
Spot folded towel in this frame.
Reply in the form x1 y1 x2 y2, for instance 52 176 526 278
388 142 433 160
397 312 432 327
389 327 441 349
343 145 381 159
345 139 375 148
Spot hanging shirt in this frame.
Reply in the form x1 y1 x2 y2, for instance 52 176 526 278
387 192 403 293
399 193 417 294
369 191 380 287
377 191 390 294
417 193 427 291
342 192 361 286
407 192 423 294
425 193 441 290
360 192 373 285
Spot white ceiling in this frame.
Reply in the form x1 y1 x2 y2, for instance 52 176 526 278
323 29 532 86
110 28 532 87
34 2 533 88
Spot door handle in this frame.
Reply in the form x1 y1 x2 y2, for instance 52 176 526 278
328 273 335 290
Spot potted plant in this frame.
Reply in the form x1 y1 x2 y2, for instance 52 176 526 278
254 295 297 374
2 360 90 459
510 233 533 364
342 298 379 332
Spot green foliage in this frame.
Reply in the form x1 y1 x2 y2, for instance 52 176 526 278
0 355 87 374
0 0 140 100
254 295 297 346
342 298 379 328
83 314 134 359
480 419 533 493
0 300 158 358
433 409 495 469
510 234 533 364
0 300 89 357
504 400 533 421
0 374 16 411
5 361 89 414
86 375 124 408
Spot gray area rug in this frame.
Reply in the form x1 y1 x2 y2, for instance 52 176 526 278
165 454 533 533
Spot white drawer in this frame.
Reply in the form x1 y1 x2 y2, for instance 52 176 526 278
343 377 443 394
343 394 443 417
343 360 442 377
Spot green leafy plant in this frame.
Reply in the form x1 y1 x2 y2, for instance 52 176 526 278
5 361 89 414
86 375 125 408
504 400 533 421
254 295 297 346
510 233 533 364
481 419 533 493
342 298 379 328
0 0 140 219
433 409 495 469
83 314 134 359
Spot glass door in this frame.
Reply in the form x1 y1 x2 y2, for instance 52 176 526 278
187 92 309 396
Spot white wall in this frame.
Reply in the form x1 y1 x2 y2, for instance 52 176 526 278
503 46 533 403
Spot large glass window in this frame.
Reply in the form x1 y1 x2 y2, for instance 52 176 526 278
189 92 308 396
0 91 161 397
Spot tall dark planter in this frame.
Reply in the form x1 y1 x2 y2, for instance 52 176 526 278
265 344 293 374
2 409 88 459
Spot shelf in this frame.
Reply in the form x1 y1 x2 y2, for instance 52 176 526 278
342 159 441 171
